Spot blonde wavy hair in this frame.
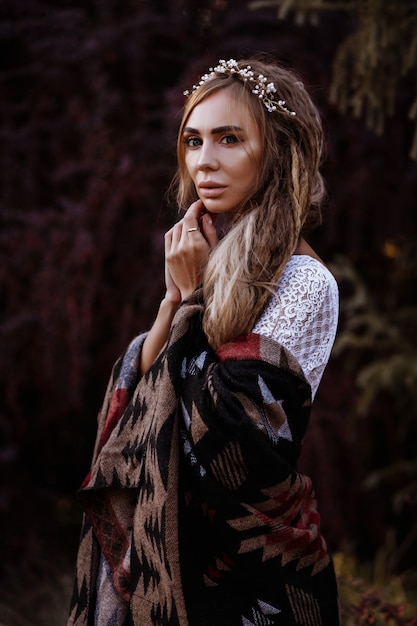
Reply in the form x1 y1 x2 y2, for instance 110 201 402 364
175 57 325 349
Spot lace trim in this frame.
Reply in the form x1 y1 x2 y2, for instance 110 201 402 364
252 256 339 398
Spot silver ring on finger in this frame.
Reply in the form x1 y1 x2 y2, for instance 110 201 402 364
187 227 200 232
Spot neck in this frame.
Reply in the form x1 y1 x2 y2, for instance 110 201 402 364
294 238 324 264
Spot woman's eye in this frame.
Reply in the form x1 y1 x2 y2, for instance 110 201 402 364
184 136 201 148
221 134 239 145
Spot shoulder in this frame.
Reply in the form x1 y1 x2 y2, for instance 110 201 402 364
252 255 339 396
252 255 339 339
280 255 339 302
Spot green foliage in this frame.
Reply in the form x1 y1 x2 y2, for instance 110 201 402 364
329 245 417 573
248 0 417 157
331 248 417 422
331 246 417 425
335 543 417 625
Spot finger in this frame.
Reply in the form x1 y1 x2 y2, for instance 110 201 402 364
164 228 173 252
184 199 204 225
200 212 218 248
185 226 201 239
170 221 184 247
165 224 182 255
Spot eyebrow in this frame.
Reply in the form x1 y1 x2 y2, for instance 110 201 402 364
183 125 244 135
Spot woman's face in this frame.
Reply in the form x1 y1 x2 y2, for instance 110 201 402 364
182 89 263 215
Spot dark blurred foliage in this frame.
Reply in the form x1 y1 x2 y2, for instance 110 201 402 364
1 0 416 621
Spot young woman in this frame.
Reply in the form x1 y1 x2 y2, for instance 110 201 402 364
69 57 340 626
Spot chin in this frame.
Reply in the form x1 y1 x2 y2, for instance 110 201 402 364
203 201 233 214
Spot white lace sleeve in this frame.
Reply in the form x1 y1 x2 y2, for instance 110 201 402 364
252 256 339 398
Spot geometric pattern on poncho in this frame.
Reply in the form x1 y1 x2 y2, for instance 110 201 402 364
68 290 339 626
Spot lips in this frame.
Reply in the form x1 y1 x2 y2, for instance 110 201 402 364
198 182 226 198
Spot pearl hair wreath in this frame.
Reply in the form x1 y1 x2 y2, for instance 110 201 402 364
183 58 296 116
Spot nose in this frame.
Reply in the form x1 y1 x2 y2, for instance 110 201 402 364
197 142 219 171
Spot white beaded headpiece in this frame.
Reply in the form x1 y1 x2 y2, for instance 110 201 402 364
184 58 296 116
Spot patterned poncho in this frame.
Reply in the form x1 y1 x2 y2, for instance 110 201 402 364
68 290 339 626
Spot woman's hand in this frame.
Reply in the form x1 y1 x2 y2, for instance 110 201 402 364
165 200 218 301
141 201 217 374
